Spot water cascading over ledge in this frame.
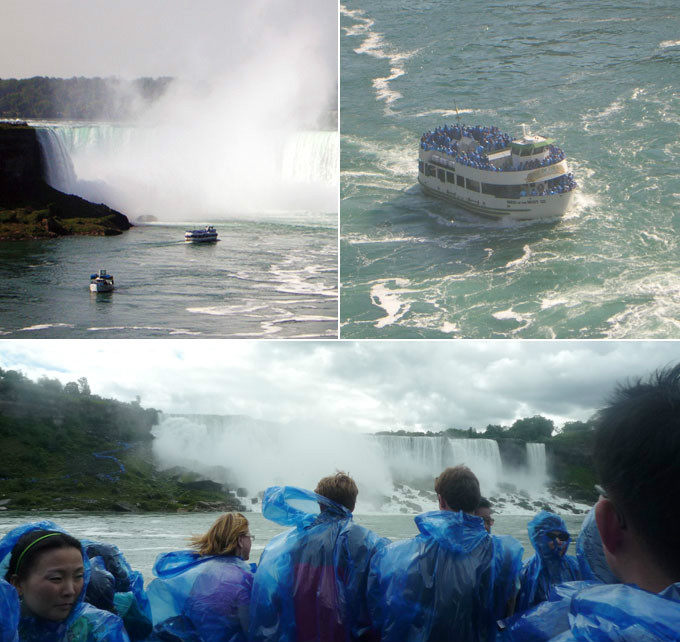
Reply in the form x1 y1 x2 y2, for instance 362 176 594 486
32 123 339 217
151 414 555 513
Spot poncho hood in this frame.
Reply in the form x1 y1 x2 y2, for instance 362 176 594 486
261 485 352 529
528 510 571 560
415 510 488 555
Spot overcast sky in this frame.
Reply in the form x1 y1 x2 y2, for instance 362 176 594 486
1 340 679 433
0 0 337 82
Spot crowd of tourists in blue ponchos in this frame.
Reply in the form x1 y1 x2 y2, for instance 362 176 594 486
2 364 680 642
419 124 570 176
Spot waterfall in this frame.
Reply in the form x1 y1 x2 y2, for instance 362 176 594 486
281 131 338 183
35 128 77 194
30 123 338 216
525 442 547 484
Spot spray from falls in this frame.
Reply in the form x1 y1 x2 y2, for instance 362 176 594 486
152 415 557 513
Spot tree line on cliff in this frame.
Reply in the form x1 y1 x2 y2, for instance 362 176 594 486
0 368 242 512
0 76 173 120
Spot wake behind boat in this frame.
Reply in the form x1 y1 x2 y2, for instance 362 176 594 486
185 226 219 243
89 269 114 293
418 124 577 220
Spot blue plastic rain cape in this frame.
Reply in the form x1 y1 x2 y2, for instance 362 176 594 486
498 506 619 641
0 520 130 642
366 510 524 642
146 550 254 642
81 540 152 641
549 582 680 641
248 485 388 642
0 579 19 642
574 508 618 584
516 511 581 612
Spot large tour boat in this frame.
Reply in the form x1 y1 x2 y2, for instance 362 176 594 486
185 226 219 243
418 124 577 220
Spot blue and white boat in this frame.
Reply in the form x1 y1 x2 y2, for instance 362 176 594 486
89 269 114 293
185 226 219 243
418 124 577 220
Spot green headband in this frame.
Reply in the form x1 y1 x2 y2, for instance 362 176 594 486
15 532 63 575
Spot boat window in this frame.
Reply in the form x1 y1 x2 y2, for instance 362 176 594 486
481 183 525 198
457 175 465 187
466 178 480 192
426 164 437 177
446 171 456 184
437 169 446 182
418 160 424 173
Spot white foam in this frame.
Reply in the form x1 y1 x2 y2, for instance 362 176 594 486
370 279 412 328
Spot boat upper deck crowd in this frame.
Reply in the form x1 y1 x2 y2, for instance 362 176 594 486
420 124 567 174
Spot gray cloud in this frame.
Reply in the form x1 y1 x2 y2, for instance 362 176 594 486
2 340 679 433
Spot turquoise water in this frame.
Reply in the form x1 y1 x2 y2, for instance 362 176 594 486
340 0 680 338
0 221 337 339
0 511 586 581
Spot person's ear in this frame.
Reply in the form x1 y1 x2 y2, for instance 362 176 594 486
8 574 22 595
437 494 449 510
595 497 625 556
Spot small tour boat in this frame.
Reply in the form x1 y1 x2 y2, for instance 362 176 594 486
418 123 577 220
184 226 219 243
90 269 114 293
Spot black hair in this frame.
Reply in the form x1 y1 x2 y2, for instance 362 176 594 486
434 465 481 513
5 529 82 582
594 364 680 578
477 497 492 510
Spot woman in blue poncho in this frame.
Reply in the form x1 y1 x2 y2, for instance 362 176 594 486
0 520 130 642
146 512 255 642
515 511 580 613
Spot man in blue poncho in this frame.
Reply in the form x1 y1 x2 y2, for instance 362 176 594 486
249 472 388 642
0 578 19 642
515 510 581 612
366 465 524 642
501 364 680 641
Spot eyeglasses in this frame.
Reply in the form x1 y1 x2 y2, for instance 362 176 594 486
241 534 255 541
483 517 495 526
546 531 569 542
595 484 626 529
595 484 608 498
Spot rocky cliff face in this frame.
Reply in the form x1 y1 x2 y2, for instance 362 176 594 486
0 123 44 188
0 122 131 239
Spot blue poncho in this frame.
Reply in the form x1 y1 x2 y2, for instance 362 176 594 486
366 510 524 642
248 485 388 642
0 521 130 642
0 579 19 642
81 540 152 641
499 506 617 641
516 511 581 612
146 549 254 642
549 582 680 641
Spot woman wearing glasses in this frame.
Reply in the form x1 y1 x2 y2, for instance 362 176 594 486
515 510 581 613
146 512 255 642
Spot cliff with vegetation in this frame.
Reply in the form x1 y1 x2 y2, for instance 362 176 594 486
0 122 130 240
0 368 245 513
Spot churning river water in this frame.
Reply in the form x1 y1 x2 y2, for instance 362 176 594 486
340 0 680 338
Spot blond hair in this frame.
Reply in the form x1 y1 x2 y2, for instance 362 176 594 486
189 512 249 556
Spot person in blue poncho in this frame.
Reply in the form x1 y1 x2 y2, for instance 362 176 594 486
501 364 680 641
0 520 130 642
82 540 152 641
497 506 617 641
366 465 524 642
0 578 19 642
248 472 388 642
146 512 255 642
515 511 581 612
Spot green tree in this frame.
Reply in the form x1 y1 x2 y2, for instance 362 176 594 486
77 377 91 396
508 415 554 442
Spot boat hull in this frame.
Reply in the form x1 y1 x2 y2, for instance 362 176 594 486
89 281 114 293
184 235 218 243
419 177 574 221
